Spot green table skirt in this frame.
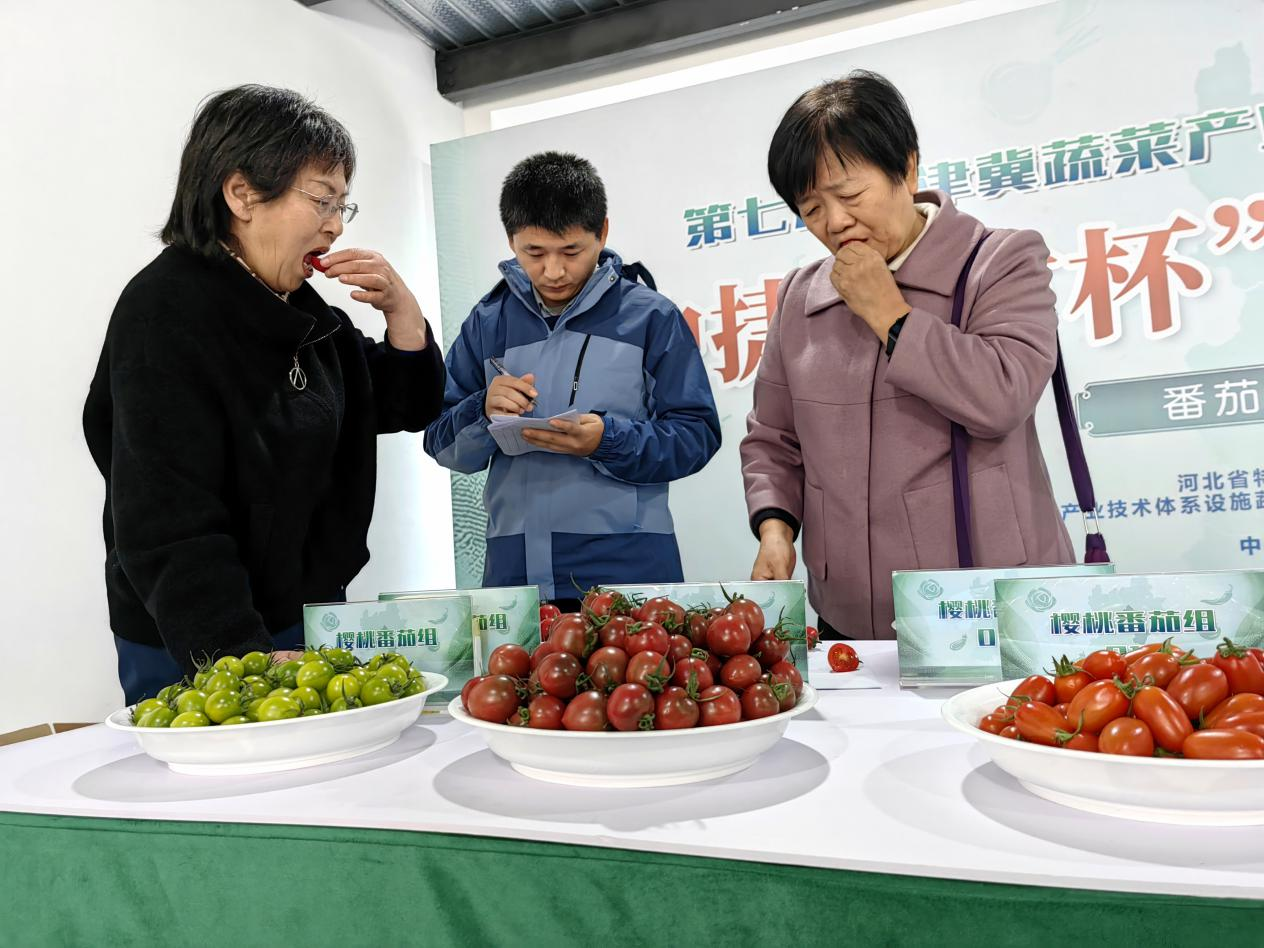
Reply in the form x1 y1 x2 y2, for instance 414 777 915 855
1 811 1259 946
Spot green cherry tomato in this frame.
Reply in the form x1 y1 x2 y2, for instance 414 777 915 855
175 690 209 716
301 708 323 717
296 661 335 691
213 656 245 679
272 660 302 690
325 648 356 670
170 711 210 728
361 677 399 706
241 651 271 676
204 670 241 694
350 666 373 684
220 715 252 726
138 707 176 728
243 675 272 700
300 650 323 665
256 696 301 722
193 671 210 691
156 684 185 704
289 686 323 712
374 664 409 687
402 678 426 698
268 687 294 698
328 696 363 713
134 698 167 720
204 690 243 724
326 674 362 703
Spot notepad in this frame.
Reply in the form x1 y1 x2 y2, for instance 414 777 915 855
488 410 581 456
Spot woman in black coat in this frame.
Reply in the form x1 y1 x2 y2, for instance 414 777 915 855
84 85 445 703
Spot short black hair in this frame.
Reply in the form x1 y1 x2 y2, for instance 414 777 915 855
161 84 355 258
499 152 607 238
767 70 918 215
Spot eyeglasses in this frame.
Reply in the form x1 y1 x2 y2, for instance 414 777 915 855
291 187 359 224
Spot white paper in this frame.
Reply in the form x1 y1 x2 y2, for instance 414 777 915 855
488 410 581 456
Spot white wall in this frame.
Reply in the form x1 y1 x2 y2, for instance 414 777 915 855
0 0 462 731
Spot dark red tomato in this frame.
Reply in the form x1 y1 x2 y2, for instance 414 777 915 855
538 604 562 640
978 713 1009 735
1167 663 1230 721
586 646 629 693
584 589 633 620
741 683 781 721
530 641 558 671
1213 640 1264 696
1007 675 1057 709
487 644 530 679
1014 701 1070 746
1129 652 1181 689
1251 648 1264 665
667 634 693 664
672 657 714 693
769 660 804 698
1050 656 1092 704
1000 724 1020 739
1062 732 1099 752
526 695 565 729
684 611 711 649
461 676 485 712
562 690 608 731
606 683 656 732
720 654 763 691
596 615 636 650
626 651 673 693
751 630 792 669
706 614 752 657
764 671 797 712
536 651 583 700
1132 685 1193 753
704 652 723 680
724 594 765 641
1098 718 1155 757
1183 729 1264 760
1076 649 1128 682
698 685 741 727
1065 679 1130 733
635 597 686 631
625 622 671 657
805 626 819 651
655 687 700 730
1206 693 1264 728
549 615 593 659
466 675 521 724
827 643 861 673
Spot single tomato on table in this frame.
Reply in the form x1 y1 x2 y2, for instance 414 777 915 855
827 642 861 673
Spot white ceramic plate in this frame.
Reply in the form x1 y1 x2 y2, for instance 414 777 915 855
105 674 447 775
449 684 818 788
943 679 1264 825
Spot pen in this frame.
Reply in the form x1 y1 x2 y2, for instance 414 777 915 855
488 356 535 414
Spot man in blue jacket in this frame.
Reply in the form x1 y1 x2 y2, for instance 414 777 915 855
424 152 721 604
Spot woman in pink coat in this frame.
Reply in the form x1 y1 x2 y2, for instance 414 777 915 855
741 70 1074 641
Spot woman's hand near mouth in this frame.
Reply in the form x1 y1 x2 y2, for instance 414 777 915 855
319 248 429 350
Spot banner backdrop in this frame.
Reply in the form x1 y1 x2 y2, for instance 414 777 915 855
432 0 1264 600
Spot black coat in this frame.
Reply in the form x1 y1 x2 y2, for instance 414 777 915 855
83 245 445 672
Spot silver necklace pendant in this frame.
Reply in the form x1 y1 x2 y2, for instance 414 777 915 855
290 355 307 391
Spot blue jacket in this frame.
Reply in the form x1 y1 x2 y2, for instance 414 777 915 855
424 249 721 599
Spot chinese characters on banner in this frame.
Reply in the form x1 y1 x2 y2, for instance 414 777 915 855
681 101 1263 381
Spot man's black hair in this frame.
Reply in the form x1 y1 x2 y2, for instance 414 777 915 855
499 151 607 238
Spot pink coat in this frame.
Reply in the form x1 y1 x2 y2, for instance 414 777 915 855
741 191 1074 639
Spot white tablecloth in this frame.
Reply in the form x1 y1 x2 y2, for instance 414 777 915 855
2 642 1261 899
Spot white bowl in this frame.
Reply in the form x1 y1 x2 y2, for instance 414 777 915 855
943 679 1264 825
449 684 818 788
106 674 447 775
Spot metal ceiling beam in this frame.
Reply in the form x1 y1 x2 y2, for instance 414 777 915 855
435 0 878 99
